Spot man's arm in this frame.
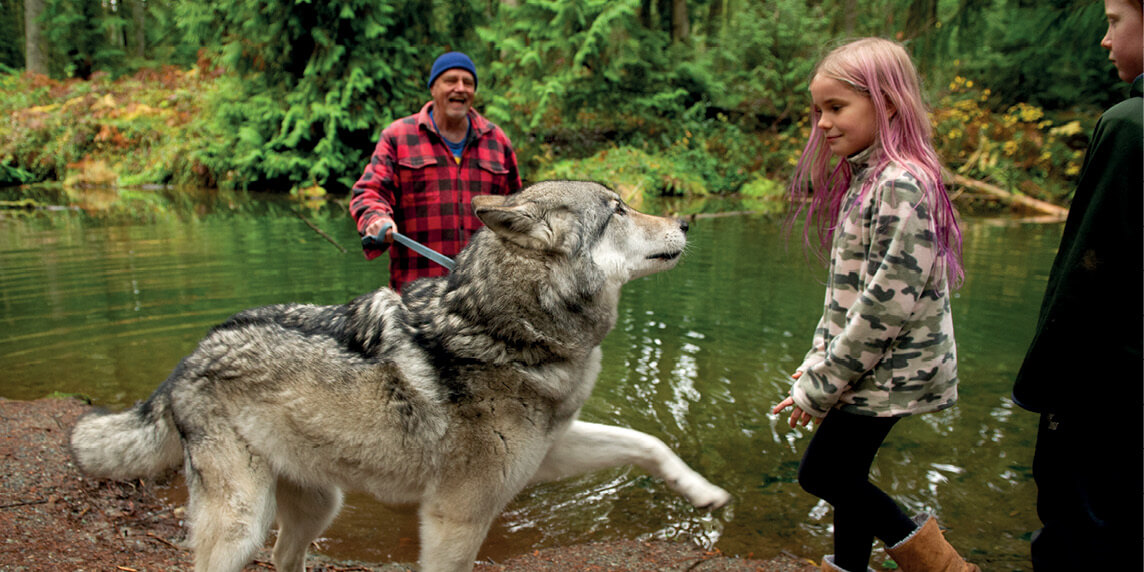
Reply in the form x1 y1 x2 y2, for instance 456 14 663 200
350 130 400 245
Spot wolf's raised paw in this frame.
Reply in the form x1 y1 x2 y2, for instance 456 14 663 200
692 485 732 511
671 472 731 510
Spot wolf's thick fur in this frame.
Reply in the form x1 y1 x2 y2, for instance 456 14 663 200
70 181 731 572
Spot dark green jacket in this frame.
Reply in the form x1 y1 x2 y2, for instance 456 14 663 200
1014 76 1143 413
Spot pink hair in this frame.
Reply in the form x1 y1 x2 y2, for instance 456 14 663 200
789 38 964 287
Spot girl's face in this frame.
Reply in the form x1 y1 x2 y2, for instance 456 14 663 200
809 74 878 158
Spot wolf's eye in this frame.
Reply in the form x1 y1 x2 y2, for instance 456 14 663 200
613 202 627 216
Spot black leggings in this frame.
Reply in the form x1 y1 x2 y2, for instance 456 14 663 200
798 409 917 570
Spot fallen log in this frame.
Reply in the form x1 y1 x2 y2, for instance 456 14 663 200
945 171 1069 220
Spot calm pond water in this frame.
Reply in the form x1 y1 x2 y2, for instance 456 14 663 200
0 186 1059 569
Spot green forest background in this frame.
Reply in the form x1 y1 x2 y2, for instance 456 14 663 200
0 0 1128 209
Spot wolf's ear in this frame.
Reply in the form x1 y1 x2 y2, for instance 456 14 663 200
473 195 557 251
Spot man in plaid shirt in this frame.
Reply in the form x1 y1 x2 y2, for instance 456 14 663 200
350 52 522 292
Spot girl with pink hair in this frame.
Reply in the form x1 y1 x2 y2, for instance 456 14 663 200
772 38 976 572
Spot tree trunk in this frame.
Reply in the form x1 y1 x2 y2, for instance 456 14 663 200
904 0 938 59
24 0 47 75
133 0 146 59
842 0 858 36
639 0 653 29
707 0 723 39
656 0 670 33
905 0 938 38
671 0 689 42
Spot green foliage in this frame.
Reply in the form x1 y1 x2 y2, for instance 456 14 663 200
538 145 709 201
45 391 93 404
0 68 217 187
701 0 824 124
740 173 786 199
175 0 479 191
1 163 37 186
930 0 1120 110
933 75 1095 203
1 0 1118 209
478 0 681 130
40 0 125 78
23 0 193 79
532 101 792 201
0 1 22 69
477 0 823 187
137 2 201 68
738 173 789 215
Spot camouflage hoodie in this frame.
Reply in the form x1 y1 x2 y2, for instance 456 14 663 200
792 149 959 418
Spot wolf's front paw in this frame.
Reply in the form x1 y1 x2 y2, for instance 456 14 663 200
691 483 731 511
672 472 731 510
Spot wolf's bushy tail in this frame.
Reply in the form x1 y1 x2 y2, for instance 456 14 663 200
69 388 183 480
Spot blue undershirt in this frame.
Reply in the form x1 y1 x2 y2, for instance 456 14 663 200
429 110 469 164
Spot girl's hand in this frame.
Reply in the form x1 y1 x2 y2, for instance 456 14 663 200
772 396 816 428
771 371 820 429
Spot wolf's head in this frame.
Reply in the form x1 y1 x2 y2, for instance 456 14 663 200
413 181 689 364
471 180 689 284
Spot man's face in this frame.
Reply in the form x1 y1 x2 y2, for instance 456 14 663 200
1102 0 1143 82
430 69 476 125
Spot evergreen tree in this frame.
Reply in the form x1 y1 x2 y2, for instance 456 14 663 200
179 0 486 191
1 0 24 69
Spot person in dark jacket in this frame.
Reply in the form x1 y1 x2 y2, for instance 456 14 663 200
1013 1 1142 569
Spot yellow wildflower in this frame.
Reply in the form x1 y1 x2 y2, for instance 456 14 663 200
1050 121 1084 137
1017 103 1044 123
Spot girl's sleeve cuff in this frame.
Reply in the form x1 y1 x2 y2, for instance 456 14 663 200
791 378 833 418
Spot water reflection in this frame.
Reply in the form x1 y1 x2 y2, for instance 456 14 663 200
0 187 1057 568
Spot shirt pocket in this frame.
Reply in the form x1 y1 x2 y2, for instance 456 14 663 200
397 155 442 206
473 158 510 190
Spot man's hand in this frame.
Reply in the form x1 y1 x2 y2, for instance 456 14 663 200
365 217 396 243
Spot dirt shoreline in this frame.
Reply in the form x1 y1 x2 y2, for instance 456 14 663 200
0 397 816 571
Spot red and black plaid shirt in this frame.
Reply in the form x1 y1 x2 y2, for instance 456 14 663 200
350 102 522 291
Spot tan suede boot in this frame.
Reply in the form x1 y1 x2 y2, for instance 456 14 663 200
885 513 981 572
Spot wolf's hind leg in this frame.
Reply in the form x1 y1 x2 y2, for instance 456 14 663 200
183 445 278 572
532 420 731 510
272 479 344 572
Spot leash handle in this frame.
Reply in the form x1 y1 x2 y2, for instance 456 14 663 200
360 223 389 250
361 223 456 271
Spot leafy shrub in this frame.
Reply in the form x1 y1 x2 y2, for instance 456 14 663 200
176 0 462 192
538 145 708 204
477 0 822 192
936 1 1121 112
738 173 788 214
0 68 216 188
932 76 1096 202
3 0 1110 211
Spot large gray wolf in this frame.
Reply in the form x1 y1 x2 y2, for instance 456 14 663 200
69 180 731 572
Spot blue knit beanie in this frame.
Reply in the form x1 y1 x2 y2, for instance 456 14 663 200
428 52 478 90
